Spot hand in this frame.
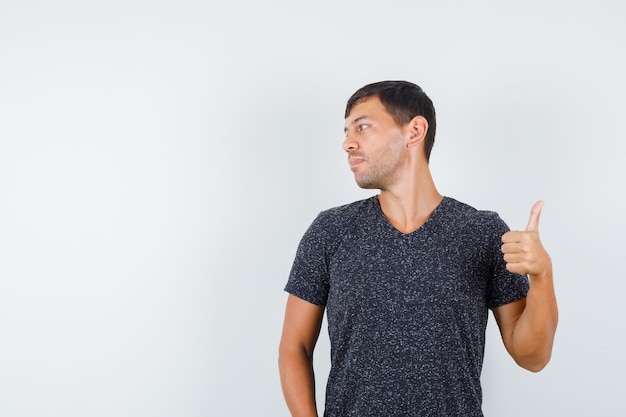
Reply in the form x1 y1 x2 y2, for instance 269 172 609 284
501 201 552 279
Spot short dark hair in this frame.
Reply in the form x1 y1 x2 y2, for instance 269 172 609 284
345 81 437 162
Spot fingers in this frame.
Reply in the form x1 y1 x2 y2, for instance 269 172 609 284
501 200 550 277
501 230 521 244
502 252 523 264
502 238 541 275
505 261 529 275
525 200 544 232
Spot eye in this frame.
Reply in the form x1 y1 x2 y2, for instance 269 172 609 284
357 124 370 132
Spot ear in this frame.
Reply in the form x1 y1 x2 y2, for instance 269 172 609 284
405 115 428 149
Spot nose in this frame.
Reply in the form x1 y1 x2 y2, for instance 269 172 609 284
342 131 358 153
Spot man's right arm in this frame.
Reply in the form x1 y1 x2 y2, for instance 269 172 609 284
278 294 325 417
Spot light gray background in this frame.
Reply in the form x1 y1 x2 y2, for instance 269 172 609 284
1 1 624 416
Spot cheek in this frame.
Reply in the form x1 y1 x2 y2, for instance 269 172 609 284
387 139 406 161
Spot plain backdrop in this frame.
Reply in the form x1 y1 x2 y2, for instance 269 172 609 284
1 0 625 416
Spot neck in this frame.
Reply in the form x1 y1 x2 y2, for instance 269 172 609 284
377 163 443 234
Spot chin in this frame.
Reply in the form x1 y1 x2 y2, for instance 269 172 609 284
355 178 379 190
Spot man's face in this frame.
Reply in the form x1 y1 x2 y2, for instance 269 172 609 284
343 97 407 190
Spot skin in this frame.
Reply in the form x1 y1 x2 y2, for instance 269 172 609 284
278 97 558 416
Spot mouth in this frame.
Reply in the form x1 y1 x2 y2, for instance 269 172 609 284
348 157 365 169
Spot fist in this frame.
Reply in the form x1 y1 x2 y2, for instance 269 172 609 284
501 201 552 278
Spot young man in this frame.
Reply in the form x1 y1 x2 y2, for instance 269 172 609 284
278 81 558 416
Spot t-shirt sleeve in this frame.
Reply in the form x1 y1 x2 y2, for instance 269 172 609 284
284 212 331 306
485 213 530 309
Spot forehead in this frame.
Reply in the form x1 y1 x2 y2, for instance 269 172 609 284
344 96 391 125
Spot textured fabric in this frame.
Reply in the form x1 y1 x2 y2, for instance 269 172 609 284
285 196 529 417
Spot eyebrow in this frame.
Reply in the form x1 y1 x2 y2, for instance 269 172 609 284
343 115 370 133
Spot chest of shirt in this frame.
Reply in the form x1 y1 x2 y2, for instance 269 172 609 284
326 231 492 316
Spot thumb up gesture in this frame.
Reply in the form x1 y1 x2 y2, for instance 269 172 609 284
501 201 552 279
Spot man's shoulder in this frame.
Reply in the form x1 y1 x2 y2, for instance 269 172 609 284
307 196 377 237
444 197 500 218
442 197 509 230
319 197 376 221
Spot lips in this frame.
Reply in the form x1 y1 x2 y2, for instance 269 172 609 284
348 157 365 168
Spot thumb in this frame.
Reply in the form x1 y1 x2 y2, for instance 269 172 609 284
526 200 544 232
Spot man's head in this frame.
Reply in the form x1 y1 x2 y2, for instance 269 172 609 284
345 81 437 162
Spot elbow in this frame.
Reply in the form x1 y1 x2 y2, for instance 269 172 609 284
515 350 552 373
510 321 558 373
509 332 556 372
278 344 292 371
520 360 549 373
278 342 314 370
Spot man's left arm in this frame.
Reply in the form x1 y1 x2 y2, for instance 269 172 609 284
493 201 559 372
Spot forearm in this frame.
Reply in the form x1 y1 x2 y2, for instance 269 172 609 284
510 272 559 371
279 348 318 417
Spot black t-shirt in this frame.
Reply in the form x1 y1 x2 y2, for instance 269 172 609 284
285 196 529 416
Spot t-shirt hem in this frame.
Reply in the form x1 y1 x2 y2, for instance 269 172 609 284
284 286 327 307
488 291 528 309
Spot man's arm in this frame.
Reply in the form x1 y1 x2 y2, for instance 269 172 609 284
493 201 558 372
279 294 325 417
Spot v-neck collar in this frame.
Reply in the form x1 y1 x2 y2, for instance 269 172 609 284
372 196 450 237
